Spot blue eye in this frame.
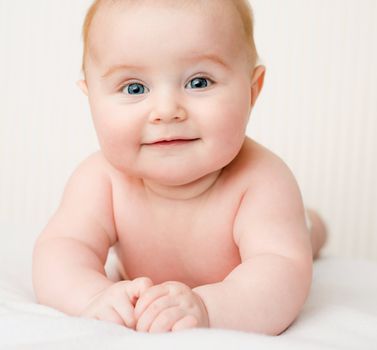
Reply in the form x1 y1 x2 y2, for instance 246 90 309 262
122 83 148 95
186 77 212 89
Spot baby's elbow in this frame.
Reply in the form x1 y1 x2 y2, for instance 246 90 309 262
270 321 295 336
259 308 305 336
269 258 313 336
246 320 295 336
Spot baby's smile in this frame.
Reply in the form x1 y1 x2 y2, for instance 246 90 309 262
143 137 200 147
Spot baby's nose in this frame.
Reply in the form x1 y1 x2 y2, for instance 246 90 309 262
148 93 187 124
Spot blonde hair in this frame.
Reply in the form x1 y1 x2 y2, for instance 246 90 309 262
81 0 258 75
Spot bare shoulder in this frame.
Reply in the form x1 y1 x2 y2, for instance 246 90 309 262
224 137 296 187
58 151 113 212
37 151 117 257
231 137 311 262
239 137 304 211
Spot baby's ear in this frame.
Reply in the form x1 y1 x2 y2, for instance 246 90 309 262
76 80 89 96
250 65 266 108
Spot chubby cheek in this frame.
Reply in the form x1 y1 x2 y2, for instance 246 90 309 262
90 101 139 170
203 89 251 159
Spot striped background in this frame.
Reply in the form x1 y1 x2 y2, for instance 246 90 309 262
0 0 376 260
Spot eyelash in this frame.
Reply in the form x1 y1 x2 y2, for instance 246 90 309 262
119 76 215 95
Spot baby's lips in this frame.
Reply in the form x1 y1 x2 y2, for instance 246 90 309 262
144 137 200 145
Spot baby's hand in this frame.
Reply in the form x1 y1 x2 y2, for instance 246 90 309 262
81 277 153 329
134 281 209 333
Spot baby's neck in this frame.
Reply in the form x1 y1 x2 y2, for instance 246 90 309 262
142 169 222 201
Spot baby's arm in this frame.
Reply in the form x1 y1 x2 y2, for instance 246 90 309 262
32 153 140 321
193 156 313 335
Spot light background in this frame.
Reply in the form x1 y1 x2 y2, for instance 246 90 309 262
0 0 376 269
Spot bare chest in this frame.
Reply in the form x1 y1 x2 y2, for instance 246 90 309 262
111 181 242 288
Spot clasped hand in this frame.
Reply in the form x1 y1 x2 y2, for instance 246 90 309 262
81 277 209 333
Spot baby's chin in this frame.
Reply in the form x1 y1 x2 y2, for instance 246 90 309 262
119 160 223 193
102 147 237 191
140 166 217 188
139 169 226 200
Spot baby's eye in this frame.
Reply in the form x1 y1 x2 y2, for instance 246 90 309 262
121 83 149 95
186 77 213 90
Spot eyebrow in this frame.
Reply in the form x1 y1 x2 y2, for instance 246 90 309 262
187 53 230 69
101 53 230 79
101 64 146 79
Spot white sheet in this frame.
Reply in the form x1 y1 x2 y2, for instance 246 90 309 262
1 258 377 350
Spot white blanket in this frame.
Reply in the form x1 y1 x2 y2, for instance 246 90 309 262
1 258 377 350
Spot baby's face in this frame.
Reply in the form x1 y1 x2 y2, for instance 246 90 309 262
82 1 259 186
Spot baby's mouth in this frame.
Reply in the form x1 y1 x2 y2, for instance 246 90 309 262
144 138 200 146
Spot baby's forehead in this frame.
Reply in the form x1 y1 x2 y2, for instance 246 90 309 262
90 0 244 35
84 0 252 72
97 0 228 11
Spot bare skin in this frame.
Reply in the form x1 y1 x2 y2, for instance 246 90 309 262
307 209 327 259
33 138 327 334
32 0 327 335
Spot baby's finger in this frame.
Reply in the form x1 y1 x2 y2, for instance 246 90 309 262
128 277 154 305
134 285 168 319
96 305 126 327
149 307 186 333
172 315 198 332
112 295 137 329
136 295 177 332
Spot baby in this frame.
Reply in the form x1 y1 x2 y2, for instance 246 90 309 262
32 0 327 335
